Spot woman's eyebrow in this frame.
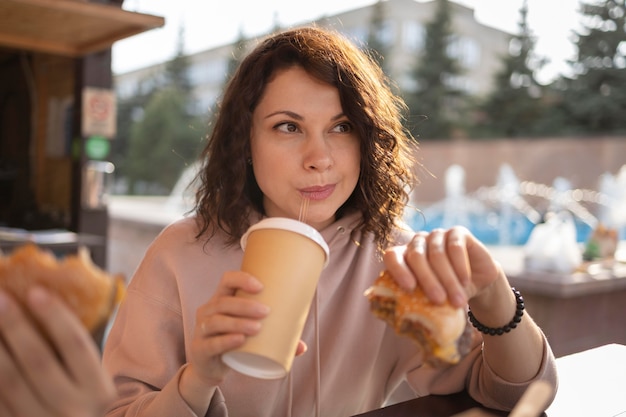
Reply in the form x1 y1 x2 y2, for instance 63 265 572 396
265 110 302 120
264 111 346 121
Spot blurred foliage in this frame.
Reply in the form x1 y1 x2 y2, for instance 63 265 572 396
110 82 154 180
472 1 552 138
113 27 204 195
404 0 468 140
556 0 626 135
366 0 390 75
125 87 203 195
227 28 248 81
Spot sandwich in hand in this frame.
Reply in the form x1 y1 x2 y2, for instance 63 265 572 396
0 243 125 334
364 270 473 366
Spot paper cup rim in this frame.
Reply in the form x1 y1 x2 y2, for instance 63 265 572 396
221 351 287 379
240 217 329 267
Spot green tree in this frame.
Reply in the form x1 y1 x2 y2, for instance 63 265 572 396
125 88 203 194
560 0 626 134
473 1 549 138
366 0 390 74
405 0 466 140
165 26 193 95
226 27 248 82
121 25 204 194
111 80 155 182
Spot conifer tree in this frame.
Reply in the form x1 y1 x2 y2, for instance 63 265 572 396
561 0 626 134
366 0 389 75
111 81 155 180
474 1 548 138
123 27 203 194
405 0 465 140
226 27 248 82
164 26 193 96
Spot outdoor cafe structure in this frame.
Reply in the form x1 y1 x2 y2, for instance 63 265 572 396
0 0 164 268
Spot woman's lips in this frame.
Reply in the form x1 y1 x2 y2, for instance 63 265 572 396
300 185 335 201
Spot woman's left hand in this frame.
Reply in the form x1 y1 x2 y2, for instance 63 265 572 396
383 226 503 308
385 227 552 385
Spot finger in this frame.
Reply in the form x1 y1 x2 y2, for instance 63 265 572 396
205 293 270 319
382 245 415 291
0 399 16 417
446 227 471 286
0 291 60 417
424 230 467 306
26 287 116 407
295 340 308 357
197 332 247 358
197 294 270 345
0 341 51 417
198 272 270 336
199 313 262 339
216 271 264 297
405 231 446 303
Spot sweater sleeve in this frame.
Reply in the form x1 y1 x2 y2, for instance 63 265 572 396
102 230 228 417
105 364 227 417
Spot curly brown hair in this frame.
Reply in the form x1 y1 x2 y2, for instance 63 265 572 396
193 26 418 253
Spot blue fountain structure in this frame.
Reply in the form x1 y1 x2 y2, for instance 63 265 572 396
405 163 625 246
406 164 537 245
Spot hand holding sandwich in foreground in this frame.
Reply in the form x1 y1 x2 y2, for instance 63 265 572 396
0 288 117 417
0 244 123 416
382 226 552 384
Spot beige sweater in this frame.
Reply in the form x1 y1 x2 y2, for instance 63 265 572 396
102 212 557 417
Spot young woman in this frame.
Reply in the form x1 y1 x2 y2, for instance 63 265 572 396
102 26 557 417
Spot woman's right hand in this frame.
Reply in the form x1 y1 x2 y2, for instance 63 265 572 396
180 270 308 414
188 270 270 385
179 271 269 413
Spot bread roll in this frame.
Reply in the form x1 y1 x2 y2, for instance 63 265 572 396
364 270 472 366
0 243 125 333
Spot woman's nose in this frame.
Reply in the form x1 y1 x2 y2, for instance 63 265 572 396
303 133 333 171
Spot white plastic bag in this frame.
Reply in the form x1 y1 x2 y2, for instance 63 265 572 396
524 211 582 273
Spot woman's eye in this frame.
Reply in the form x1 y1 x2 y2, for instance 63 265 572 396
275 122 299 133
333 122 353 133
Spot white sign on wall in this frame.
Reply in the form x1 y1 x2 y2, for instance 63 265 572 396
81 87 117 138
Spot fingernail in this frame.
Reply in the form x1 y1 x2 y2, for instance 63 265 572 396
249 277 264 291
257 304 270 315
249 321 262 332
452 293 466 307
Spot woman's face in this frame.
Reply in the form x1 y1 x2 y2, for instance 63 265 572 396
250 65 361 231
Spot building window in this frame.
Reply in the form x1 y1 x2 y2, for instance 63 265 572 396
188 59 228 86
403 21 425 52
372 19 396 47
343 25 369 47
447 35 480 68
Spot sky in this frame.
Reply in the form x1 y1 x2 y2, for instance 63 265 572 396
112 0 585 84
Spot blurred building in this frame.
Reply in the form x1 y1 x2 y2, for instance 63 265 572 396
114 0 512 115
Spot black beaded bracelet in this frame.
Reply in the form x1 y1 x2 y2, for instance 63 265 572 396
467 287 525 336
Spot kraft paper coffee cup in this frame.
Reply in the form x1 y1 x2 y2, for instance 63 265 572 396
221 217 329 379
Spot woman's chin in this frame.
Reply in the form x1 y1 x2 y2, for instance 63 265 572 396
302 215 336 231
